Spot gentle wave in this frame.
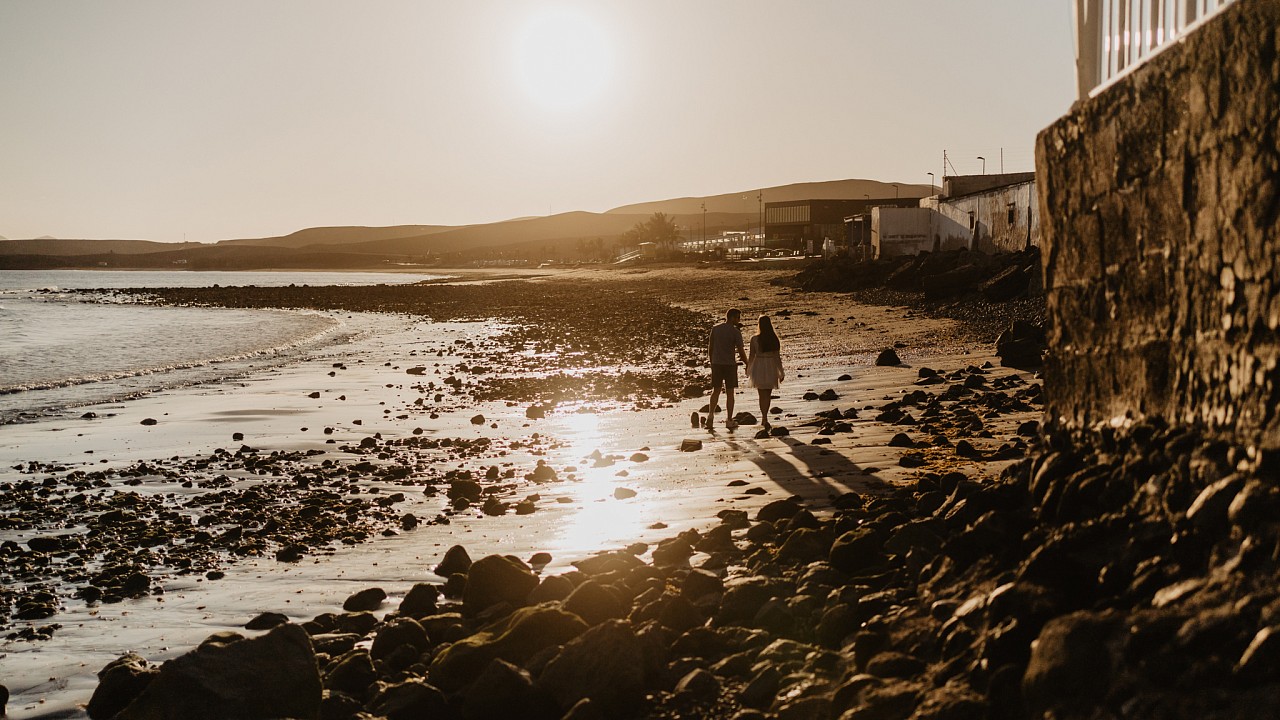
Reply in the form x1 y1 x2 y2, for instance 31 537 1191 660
0 313 342 395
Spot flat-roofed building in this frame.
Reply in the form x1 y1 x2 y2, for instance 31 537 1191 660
766 198 918 252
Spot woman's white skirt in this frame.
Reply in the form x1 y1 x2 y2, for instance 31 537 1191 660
748 353 784 389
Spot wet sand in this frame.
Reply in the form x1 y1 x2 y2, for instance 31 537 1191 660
0 264 1039 718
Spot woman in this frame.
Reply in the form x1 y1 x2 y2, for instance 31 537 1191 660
746 314 784 428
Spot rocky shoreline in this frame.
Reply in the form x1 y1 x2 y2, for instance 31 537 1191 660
78 406 1280 720
66 347 1061 720
6 266 1119 720
1 278 715 644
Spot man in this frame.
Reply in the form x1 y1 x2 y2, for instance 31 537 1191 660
707 307 748 431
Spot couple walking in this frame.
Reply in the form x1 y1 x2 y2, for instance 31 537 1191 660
706 308 784 431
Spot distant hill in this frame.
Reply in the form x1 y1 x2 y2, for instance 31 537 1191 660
607 179 932 216
1 177 931 267
217 225 456 249
0 238 207 256
309 209 762 257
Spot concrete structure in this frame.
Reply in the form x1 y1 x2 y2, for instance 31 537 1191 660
870 207 972 258
943 172 1035 199
863 172 1038 258
766 198 917 251
926 174 1040 254
1038 0 1280 446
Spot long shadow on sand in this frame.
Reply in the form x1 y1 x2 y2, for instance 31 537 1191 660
721 430 887 504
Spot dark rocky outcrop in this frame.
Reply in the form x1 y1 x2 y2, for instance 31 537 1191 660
94 623 320 720
462 554 539 616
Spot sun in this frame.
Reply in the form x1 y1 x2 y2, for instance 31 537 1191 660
514 8 612 111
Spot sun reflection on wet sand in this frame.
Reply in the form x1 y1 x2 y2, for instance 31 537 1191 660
542 410 651 556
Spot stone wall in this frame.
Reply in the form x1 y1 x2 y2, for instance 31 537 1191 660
1036 0 1280 450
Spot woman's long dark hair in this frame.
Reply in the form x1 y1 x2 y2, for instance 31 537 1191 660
757 315 780 352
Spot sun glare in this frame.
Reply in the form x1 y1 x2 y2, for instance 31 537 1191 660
514 8 612 111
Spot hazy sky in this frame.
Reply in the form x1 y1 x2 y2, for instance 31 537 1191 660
0 1 1075 242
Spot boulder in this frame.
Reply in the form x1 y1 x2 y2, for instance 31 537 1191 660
107 624 320 720
436 544 473 577
875 348 902 366
368 679 449 720
342 587 386 612
1023 611 1121 717
537 620 646 714
756 498 802 523
244 612 289 631
448 480 484 502
399 583 440 619
1186 473 1246 531
924 263 988 300
674 668 721 701
829 528 884 574
324 650 377 696
429 606 587 692
87 654 157 720
980 263 1031 301
529 575 576 604
995 320 1046 368
563 580 626 626
461 658 557 720
531 461 558 482
1237 625 1280 680
371 617 431 661
26 536 63 553
463 555 539 616
682 569 725 601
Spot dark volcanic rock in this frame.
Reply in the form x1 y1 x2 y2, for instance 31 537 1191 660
829 528 883 574
342 587 386 612
463 555 539 616
995 320 1046 368
105 624 320 720
371 617 431 661
429 606 588 693
1023 610 1121 717
563 580 626 626
399 583 441 619
537 620 646 715
244 612 289 631
875 348 902 366
461 658 556 720
368 679 449 720
436 544 474 577
325 649 377 696
87 654 157 720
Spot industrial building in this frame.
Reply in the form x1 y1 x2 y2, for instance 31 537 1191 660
764 197 917 253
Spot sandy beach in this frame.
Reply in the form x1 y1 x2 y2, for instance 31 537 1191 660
0 264 1040 718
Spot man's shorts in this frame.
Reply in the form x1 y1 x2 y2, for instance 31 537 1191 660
710 363 738 390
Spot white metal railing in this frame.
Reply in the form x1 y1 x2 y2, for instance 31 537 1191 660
1074 0 1237 98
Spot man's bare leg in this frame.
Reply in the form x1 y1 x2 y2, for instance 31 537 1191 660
708 386 721 430
725 389 736 428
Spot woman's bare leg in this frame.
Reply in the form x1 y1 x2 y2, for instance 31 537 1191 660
758 389 771 427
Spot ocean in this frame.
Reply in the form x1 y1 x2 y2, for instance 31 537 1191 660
0 269 444 424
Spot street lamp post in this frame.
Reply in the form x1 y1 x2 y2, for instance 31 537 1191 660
977 156 986 174
892 183 899 199
927 172 935 194
701 202 706 245
757 192 763 244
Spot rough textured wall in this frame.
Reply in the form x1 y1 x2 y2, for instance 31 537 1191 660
1036 0 1280 449
939 181 1040 253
